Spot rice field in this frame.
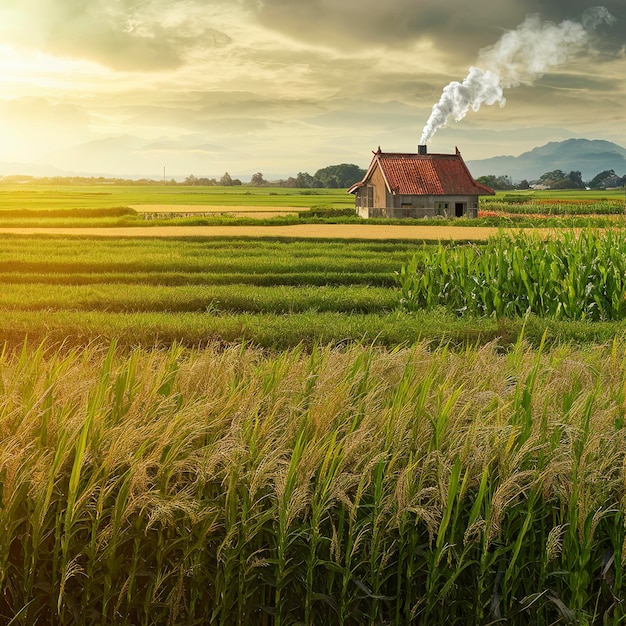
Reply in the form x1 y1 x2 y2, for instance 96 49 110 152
1 338 626 624
483 194 626 216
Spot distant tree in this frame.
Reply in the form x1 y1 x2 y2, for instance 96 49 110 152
550 178 574 189
220 172 233 186
250 172 266 186
475 174 514 190
296 172 316 188
314 164 365 188
588 169 616 189
232 178 242 186
538 170 568 188
539 169 566 181
518 179 530 190
536 169 584 190
567 171 585 189
184 175 197 185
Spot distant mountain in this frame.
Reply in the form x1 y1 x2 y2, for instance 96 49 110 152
31 134 242 179
467 139 626 182
0 161 68 178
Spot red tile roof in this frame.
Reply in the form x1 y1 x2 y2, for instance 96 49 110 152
349 148 495 196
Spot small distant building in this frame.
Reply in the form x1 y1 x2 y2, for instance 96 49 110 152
348 145 495 219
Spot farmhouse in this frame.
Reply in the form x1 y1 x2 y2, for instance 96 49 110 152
348 145 495 219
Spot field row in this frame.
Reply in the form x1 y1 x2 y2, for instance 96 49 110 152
0 235 411 347
2 308 622 349
2 234 626 348
0 236 414 274
0 283 397 314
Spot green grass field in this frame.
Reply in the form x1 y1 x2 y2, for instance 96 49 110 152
0 184 354 210
0 234 624 349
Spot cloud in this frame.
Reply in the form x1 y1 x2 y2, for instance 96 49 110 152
253 0 527 57
526 0 625 51
0 0 233 71
106 90 324 135
0 96 88 124
252 0 624 61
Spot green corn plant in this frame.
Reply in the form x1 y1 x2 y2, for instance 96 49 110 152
398 230 626 321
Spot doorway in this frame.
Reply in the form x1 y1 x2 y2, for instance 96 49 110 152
455 203 464 217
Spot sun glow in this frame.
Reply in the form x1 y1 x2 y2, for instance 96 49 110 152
0 44 109 95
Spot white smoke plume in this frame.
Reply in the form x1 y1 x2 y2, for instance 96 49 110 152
419 6 615 145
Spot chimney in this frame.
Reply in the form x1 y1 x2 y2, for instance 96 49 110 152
418 144 427 155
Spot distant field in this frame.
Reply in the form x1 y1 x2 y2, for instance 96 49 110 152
484 189 626 216
0 183 622 213
494 188 626 200
130 204 301 216
0 184 354 210
131 204 302 219
0 184 625 232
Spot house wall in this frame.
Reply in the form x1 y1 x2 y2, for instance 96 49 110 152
371 165 388 208
362 195 479 219
355 164 389 218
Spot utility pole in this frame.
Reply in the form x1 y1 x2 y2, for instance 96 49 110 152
163 166 166 183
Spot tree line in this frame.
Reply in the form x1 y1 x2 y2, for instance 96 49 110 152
0 164 367 188
184 164 366 188
477 169 626 191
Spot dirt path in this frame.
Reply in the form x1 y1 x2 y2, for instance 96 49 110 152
0 224 507 240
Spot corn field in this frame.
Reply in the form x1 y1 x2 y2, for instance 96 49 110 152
0 338 625 624
398 230 626 320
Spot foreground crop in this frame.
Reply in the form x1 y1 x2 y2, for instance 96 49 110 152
1 339 625 624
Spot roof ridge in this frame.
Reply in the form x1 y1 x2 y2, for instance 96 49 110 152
378 151 459 157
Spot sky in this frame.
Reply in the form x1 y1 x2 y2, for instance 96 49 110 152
0 0 624 179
